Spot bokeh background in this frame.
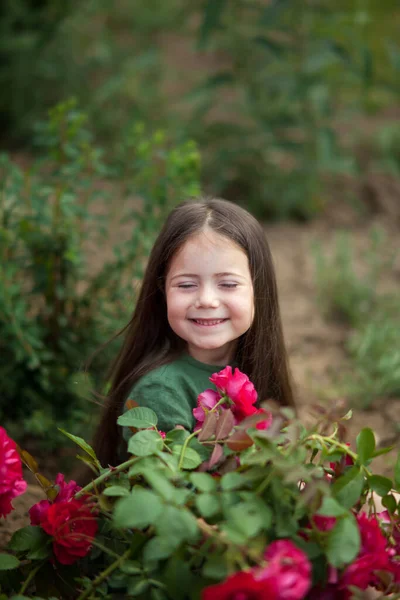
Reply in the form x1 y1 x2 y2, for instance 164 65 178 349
1 0 400 529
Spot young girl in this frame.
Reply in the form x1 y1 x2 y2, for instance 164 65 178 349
93 197 295 466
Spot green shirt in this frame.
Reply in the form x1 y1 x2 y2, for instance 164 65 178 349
122 354 228 442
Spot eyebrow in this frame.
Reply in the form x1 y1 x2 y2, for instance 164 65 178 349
170 272 245 281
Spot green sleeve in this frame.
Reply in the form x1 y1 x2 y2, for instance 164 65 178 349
122 381 194 443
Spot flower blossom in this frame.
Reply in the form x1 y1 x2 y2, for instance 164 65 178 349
339 513 392 596
256 539 312 599
29 472 81 525
193 389 221 429
29 472 97 565
202 569 278 600
40 498 98 565
0 426 27 518
210 366 258 421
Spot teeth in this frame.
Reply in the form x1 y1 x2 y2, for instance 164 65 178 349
193 319 226 325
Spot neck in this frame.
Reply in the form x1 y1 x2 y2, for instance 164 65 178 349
187 342 237 366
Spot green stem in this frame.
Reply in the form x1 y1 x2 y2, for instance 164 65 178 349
178 430 201 470
75 456 141 498
306 434 372 476
76 548 131 600
19 561 44 594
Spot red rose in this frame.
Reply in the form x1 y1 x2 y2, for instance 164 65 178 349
257 540 312 600
210 367 257 422
0 426 27 518
339 514 392 595
329 444 354 479
254 409 273 431
41 498 98 565
202 570 277 600
312 515 336 532
29 472 81 526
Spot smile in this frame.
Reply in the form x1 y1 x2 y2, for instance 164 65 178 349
189 318 228 327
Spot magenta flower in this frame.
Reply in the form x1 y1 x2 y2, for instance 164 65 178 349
256 539 312 600
193 389 221 428
339 513 392 595
209 366 258 421
0 426 27 518
29 472 81 526
254 408 273 431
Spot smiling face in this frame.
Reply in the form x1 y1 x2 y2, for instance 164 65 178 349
165 229 254 365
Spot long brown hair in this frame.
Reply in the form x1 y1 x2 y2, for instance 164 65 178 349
92 198 295 466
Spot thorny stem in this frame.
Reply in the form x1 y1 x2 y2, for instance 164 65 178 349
75 456 141 498
19 561 45 594
307 434 374 477
76 548 131 600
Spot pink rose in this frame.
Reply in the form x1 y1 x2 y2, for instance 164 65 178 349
0 426 27 518
29 472 81 525
193 389 221 428
357 512 387 556
210 366 258 422
254 408 273 431
256 540 312 600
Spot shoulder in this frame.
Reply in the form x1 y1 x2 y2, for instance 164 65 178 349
130 362 181 394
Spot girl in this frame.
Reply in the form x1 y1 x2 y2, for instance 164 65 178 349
93 197 295 466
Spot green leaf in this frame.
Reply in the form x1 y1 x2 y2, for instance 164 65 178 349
190 472 217 492
58 429 100 467
226 499 272 538
143 536 175 563
117 407 158 429
202 555 228 580
103 486 130 497
326 515 360 568
371 445 395 458
332 466 365 509
356 428 375 464
128 430 164 457
317 497 348 517
221 472 243 491
195 493 220 518
0 554 20 570
7 526 46 552
113 488 163 529
368 475 392 497
142 470 176 502
172 446 202 470
155 506 199 544
382 494 397 514
165 429 190 444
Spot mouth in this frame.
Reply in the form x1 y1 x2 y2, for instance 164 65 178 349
189 318 228 327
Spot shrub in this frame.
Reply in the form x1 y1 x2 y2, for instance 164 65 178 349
1 368 400 599
0 99 201 449
312 228 400 405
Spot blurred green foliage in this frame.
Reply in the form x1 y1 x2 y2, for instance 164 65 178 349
0 99 201 448
1 1 400 218
312 228 400 406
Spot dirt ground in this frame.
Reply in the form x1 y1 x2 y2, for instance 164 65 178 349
1 194 399 550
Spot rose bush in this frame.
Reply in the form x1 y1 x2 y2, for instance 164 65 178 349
1 367 400 599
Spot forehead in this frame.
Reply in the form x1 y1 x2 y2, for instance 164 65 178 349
167 230 249 274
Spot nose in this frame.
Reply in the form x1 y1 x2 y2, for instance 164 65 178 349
194 285 220 309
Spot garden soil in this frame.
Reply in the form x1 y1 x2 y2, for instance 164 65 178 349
1 194 399 549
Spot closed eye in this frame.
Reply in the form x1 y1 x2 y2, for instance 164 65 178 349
220 283 238 288
177 284 196 289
